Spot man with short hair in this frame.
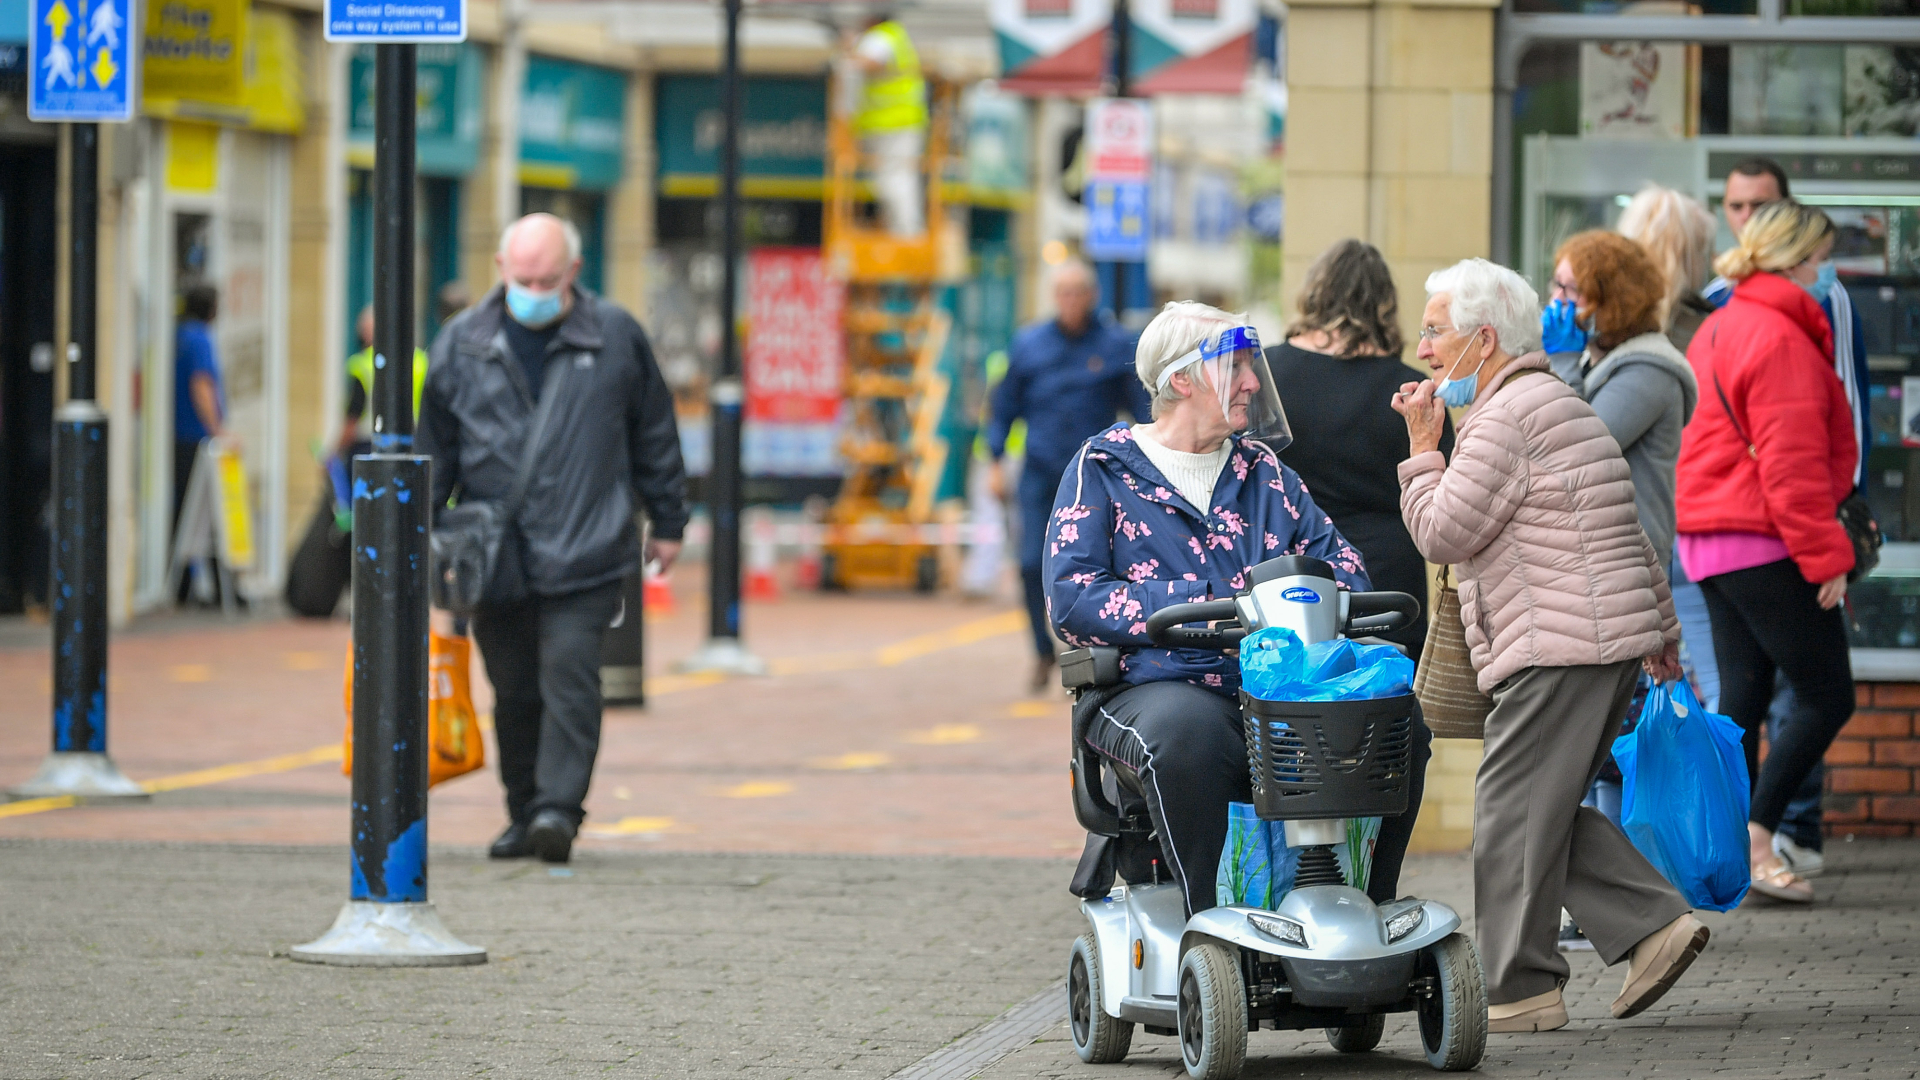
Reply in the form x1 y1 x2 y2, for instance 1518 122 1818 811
986 258 1152 691
418 213 689 864
1698 156 1865 882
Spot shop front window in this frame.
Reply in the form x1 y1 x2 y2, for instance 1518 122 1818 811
1508 25 1920 666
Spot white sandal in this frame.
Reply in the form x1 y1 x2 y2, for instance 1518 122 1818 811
1749 858 1813 903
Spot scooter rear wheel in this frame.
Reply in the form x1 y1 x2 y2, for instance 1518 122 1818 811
1325 1013 1385 1053
1417 932 1488 1071
1069 933 1133 1063
1177 943 1247 1080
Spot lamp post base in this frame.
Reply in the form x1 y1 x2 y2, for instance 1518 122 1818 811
290 901 487 967
674 638 767 676
7 751 149 802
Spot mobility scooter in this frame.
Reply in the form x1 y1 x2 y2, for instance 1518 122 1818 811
1061 555 1488 1078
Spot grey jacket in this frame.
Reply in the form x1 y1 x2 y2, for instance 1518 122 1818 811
1550 332 1698 565
417 285 689 597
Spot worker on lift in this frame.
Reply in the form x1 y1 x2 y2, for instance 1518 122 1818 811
848 10 928 238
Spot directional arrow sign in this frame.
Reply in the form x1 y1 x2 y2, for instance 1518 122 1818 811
29 0 135 121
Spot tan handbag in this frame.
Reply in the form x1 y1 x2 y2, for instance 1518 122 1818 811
1413 566 1493 739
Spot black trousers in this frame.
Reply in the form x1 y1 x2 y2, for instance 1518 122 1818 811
1085 680 1430 915
472 580 623 827
1017 459 1067 660
1699 559 1855 832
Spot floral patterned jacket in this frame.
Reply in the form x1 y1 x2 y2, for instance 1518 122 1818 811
1043 423 1369 695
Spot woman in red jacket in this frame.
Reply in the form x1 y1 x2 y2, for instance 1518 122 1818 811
1675 200 1854 904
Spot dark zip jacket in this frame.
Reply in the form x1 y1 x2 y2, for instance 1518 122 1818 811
417 284 689 597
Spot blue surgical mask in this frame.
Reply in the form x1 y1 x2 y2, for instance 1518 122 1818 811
1540 297 1589 354
1434 329 1486 409
1799 261 1837 301
506 283 565 328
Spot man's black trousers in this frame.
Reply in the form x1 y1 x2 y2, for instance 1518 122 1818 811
1085 679 1431 916
472 580 623 827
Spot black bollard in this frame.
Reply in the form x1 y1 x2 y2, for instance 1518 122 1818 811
679 0 763 676
12 123 145 802
292 43 481 965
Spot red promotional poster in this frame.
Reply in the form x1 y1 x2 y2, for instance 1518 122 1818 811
746 248 845 424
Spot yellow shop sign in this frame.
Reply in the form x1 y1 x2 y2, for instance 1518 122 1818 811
144 0 247 106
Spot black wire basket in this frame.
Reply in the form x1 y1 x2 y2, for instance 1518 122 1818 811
1241 693 1417 821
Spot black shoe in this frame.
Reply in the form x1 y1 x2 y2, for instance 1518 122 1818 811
489 820 532 859
527 809 576 864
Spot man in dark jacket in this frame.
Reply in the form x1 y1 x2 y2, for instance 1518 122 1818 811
418 213 688 864
985 258 1151 691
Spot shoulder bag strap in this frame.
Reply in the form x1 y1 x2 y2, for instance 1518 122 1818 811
506 353 568 517
1710 368 1759 461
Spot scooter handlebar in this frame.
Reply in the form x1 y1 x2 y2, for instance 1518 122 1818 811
1144 598 1245 649
1345 591 1421 636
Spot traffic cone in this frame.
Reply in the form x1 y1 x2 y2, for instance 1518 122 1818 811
744 512 781 601
643 568 676 616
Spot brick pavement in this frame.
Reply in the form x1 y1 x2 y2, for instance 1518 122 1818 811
0 577 1084 857
985 840 1920 1080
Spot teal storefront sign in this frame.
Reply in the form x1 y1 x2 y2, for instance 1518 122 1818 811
349 44 482 177
655 74 826 182
520 55 626 191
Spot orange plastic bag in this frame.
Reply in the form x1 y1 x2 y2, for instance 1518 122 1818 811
342 631 486 787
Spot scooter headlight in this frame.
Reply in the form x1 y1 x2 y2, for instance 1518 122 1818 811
1247 911 1309 948
1384 906 1425 943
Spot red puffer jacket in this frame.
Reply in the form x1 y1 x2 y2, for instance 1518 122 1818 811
1675 272 1855 584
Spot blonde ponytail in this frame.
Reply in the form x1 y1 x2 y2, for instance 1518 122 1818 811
1713 199 1834 282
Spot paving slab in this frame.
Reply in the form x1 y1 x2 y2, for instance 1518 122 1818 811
978 839 1920 1080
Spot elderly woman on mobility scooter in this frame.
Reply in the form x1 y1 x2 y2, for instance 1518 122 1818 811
1044 299 1434 927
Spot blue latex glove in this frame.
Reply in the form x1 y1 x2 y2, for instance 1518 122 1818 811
1541 297 1589 354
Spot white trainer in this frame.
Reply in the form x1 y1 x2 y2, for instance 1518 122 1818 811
1772 833 1825 879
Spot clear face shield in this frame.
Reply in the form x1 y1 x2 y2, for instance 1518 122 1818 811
1155 325 1293 449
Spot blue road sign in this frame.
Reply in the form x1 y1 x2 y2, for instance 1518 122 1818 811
27 0 133 122
1084 178 1149 263
326 0 466 42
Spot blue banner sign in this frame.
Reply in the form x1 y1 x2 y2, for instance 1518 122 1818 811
1085 178 1149 262
28 0 134 121
325 0 465 42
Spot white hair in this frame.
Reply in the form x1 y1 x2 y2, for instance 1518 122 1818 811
1134 300 1245 417
1050 256 1095 290
499 213 583 263
1423 258 1540 356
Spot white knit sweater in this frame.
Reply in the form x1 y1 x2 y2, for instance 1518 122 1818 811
1134 428 1231 514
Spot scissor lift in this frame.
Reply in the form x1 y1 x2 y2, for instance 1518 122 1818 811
818 73 961 591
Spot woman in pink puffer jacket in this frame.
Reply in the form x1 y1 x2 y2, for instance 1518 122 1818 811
1391 259 1705 1037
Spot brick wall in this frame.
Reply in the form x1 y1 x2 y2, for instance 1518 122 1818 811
1824 682 1920 839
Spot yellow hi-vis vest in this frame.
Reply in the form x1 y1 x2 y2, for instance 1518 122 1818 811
855 21 928 136
347 346 430 440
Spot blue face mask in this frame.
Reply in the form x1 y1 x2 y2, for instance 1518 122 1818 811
1434 329 1486 409
1540 297 1589 354
1799 261 1837 301
506 283 565 328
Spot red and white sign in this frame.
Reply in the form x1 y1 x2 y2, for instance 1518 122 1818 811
1085 98 1154 182
746 248 845 425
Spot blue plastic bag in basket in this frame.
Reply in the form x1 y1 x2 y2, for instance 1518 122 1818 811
1239 627 1415 702
1613 679 1751 912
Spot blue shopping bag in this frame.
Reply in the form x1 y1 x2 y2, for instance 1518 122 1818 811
1216 805 1381 908
1240 628 1416 703
1614 679 1751 912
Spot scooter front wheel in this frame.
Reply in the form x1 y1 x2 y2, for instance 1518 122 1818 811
1325 1013 1385 1053
1069 933 1133 1063
1417 932 1488 1071
1177 943 1247 1080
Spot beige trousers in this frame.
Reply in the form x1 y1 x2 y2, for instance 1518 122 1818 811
1474 660 1691 1004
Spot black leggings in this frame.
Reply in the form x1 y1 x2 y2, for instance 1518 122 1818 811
1085 680 1430 916
1699 559 1855 833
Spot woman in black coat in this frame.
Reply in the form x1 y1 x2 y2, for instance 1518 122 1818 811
1266 239 1453 661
